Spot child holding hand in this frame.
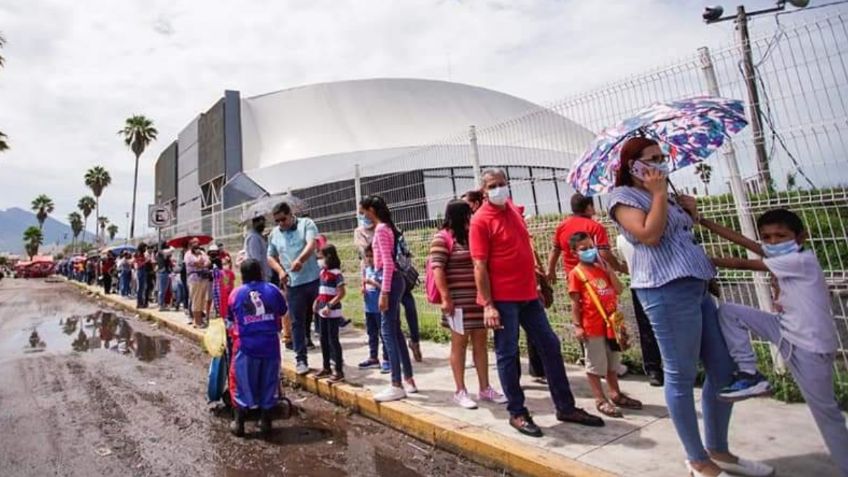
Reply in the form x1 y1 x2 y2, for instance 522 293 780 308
315 244 346 383
568 232 642 418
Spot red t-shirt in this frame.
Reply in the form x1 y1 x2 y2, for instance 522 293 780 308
469 200 538 303
553 215 611 273
568 264 618 338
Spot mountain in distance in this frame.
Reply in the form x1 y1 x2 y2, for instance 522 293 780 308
0 207 96 255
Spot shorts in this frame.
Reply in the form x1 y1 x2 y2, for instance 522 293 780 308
584 336 620 376
190 280 210 313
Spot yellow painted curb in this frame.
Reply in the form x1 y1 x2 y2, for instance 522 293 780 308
67 279 614 477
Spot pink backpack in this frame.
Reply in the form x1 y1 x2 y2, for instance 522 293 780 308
425 230 455 304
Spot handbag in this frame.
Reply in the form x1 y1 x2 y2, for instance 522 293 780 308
425 230 454 304
574 266 630 351
394 233 420 291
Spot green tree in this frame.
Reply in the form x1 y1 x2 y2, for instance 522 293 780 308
107 224 118 241
84 166 111 244
31 194 55 230
119 115 158 239
68 212 83 253
77 196 96 243
23 226 43 260
695 163 713 196
786 172 798 192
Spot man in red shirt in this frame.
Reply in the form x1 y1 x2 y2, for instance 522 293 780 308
470 168 604 437
547 193 624 282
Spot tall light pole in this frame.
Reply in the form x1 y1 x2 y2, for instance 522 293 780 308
703 0 809 192
125 212 130 245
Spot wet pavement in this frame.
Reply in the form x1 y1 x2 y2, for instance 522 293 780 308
0 278 502 477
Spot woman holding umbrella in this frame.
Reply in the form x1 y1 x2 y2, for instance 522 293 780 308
608 137 771 477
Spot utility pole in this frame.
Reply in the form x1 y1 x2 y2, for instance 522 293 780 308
469 126 481 186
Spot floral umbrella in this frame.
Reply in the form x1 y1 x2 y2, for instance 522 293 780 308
567 96 748 196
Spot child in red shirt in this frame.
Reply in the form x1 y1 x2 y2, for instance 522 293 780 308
568 232 642 418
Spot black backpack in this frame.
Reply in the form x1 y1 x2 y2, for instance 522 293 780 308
394 232 419 291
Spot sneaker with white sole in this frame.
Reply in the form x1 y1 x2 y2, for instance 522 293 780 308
478 386 508 404
453 390 478 409
403 378 418 394
374 386 406 402
719 371 771 401
715 457 775 477
295 362 310 376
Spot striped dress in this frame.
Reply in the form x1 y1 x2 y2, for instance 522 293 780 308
429 230 485 330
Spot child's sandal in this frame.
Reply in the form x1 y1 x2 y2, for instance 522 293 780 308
612 393 643 410
596 400 623 418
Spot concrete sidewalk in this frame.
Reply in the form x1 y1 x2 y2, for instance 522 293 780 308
72 282 840 476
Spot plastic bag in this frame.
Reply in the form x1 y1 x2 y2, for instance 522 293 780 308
207 353 229 403
203 318 227 357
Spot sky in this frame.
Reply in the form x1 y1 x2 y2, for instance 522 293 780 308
0 0 791 235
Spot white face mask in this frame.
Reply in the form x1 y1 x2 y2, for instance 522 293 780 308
317 259 326 269
488 186 509 206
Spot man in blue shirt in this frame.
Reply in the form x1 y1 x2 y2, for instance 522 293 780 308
227 258 287 437
267 201 320 375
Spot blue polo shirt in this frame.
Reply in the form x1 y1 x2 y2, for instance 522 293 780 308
267 217 320 287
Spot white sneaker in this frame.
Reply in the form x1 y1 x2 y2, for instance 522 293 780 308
295 362 309 375
374 386 406 402
453 390 478 409
715 457 775 477
686 461 732 477
403 378 418 394
478 386 508 404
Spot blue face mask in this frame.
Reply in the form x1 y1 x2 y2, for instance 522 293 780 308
578 248 598 263
358 214 373 229
762 239 800 258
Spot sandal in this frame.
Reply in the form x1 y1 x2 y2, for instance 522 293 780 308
611 393 643 410
596 400 622 418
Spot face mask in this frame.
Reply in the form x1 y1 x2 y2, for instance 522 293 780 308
487 186 509 206
358 214 373 229
762 239 800 258
631 160 670 180
578 248 598 263
317 259 326 269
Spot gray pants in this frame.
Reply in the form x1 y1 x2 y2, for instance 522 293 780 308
719 303 848 475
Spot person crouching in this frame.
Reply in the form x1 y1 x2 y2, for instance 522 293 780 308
226 258 288 437
567 232 642 418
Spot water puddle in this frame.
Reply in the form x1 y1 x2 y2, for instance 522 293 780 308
24 311 170 362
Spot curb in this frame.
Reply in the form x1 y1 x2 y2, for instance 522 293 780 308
67 279 614 477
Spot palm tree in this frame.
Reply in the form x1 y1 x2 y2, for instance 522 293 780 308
98 217 109 240
107 224 119 242
31 194 55 230
68 212 83 253
77 196 96 244
119 115 158 239
695 163 713 196
84 166 111 243
23 226 43 260
0 31 5 68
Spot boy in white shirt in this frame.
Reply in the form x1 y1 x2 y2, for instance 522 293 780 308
701 208 847 476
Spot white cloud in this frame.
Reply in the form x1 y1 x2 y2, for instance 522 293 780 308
0 0 753 236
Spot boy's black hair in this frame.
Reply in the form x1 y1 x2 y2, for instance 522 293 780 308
241 258 264 283
756 208 805 235
569 231 592 251
321 244 342 270
570 193 594 215
272 201 292 216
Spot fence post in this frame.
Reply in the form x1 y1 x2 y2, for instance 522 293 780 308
469 125 481 186
354 163 362 212
699 46 783 369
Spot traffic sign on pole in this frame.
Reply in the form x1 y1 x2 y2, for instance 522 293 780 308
148 204 172 228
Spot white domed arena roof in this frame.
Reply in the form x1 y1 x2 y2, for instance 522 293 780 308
239 78 593 192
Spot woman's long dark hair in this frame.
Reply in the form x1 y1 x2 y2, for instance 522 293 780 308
359 195 401 242
615 137 660 187
441 199 471 247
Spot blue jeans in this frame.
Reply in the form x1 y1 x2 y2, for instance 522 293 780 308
119 270 131 297
401 289 420 343
636 278 735 462
171 278 183 309
287 279 319 365
365 312 389 361
494 299 576 417
381 273 414 383
136 268 149 308
157 272 170 308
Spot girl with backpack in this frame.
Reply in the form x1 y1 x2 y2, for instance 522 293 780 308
359 195 417 402
427 199 507 409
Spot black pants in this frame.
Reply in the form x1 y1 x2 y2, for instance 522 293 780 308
527 337 545 378
632 289 662 374
102 274 112 295
320 318 343 371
